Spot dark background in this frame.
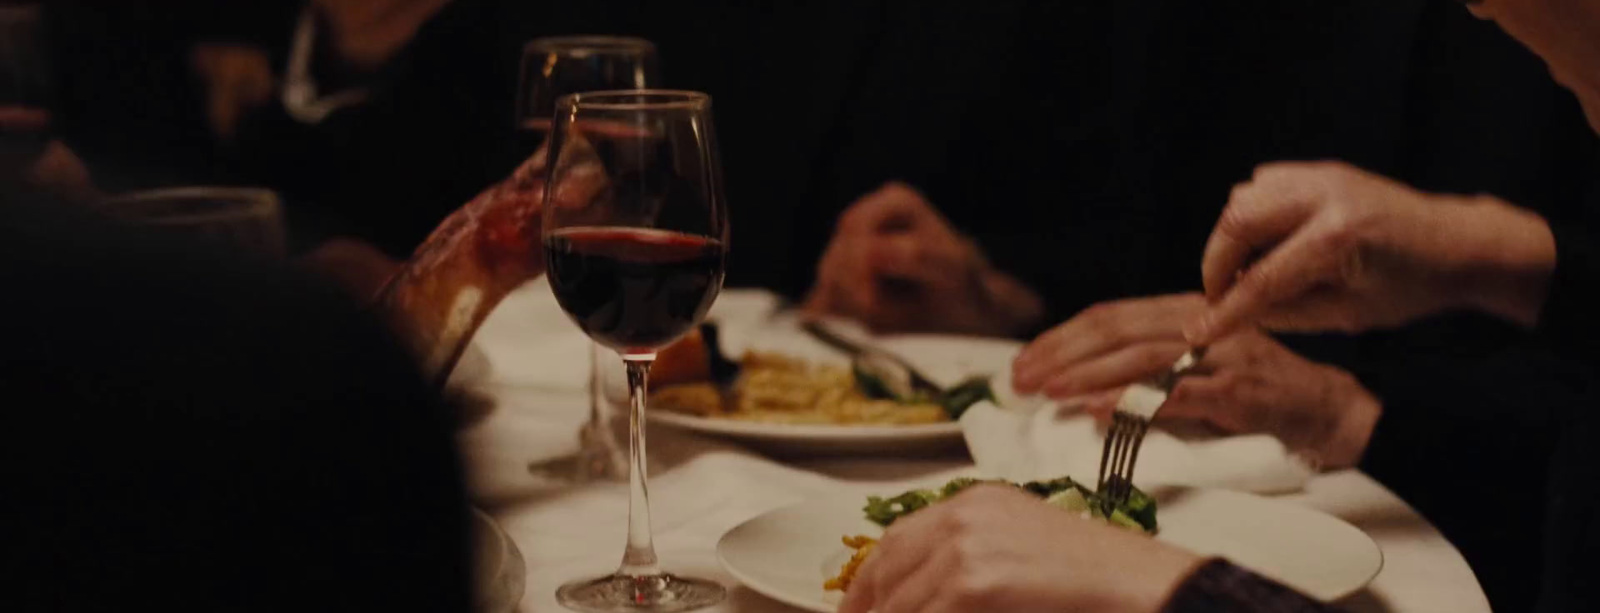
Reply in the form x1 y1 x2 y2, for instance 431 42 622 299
32 1 1600 609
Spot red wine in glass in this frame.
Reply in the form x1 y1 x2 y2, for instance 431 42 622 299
545 90 727 611
545 226 726 354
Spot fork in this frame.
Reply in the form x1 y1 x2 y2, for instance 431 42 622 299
1096 347 1207 510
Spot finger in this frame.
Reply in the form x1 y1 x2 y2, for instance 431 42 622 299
836 192 922 239
837 182 940 238
809 235 873 319
837 238 882 320
801 285 836 316
1199 178 1320 301
1036 341 1190 399
1253 286 1365 333
868 235 938 285
1188 222 1343 345
871 546 954 613
804 241 851 315
870 234 972 289
1164 373 1273 435
845 508 950 612
1015 295 1202 391
836 556 879 613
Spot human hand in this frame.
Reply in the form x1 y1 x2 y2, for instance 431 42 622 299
1014 293 1380 468
803 182 1043 336
838 484 1202 613
1186 161 1556 345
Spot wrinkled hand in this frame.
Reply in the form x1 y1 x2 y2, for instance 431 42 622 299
839 485 1201 613
1187 161 1556 346
312 0 454 70
804 182 1043 336
1014 293 1380 468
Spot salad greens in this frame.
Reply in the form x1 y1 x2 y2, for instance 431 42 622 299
863 475 1158 533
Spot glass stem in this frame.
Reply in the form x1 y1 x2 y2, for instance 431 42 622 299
617 355 662 578
588 343 604 425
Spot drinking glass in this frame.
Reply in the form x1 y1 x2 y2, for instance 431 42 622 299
517 35 659 484
97 187 287 258
542 90 727 611
515 36 659 152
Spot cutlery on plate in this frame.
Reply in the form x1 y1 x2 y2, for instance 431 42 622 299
798 319 947 398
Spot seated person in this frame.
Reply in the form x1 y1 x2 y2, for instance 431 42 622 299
802 3 1592 605
839 1 1600 610
0 184 474 611
801 0 1595 338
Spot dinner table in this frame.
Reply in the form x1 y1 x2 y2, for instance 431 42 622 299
454 279 1492 613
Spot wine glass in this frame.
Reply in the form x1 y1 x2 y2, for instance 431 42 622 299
542 90 728 611
97 187 287 258
515 36 658 152
516 35 660 485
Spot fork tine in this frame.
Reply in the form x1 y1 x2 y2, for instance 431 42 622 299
1105 414 1150 507
1103 414 1134 509
1098 409 1157 511
1096 414 1122 491
1109 416 1132 487
1119 420 1151 502
1115 416 1137 482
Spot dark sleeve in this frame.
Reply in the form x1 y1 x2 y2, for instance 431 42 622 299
1303 316 1576 609
0 197 472 612
228 0 517 256
1536 221 1600 363
1161 559 1334 613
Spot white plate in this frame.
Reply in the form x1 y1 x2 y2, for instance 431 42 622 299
717 489 1383 612
649 334 1023 455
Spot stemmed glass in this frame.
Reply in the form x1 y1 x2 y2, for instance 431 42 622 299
542 90 728 611
516 36 660 484
515 36 659 152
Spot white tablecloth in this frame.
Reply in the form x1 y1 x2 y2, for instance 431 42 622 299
458 281 1491 613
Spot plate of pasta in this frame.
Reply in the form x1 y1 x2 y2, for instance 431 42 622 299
645 323 1024 454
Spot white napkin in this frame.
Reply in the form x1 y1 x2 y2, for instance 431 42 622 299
960 401 1315 494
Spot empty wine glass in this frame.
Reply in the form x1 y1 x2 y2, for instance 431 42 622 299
514 36 658 152
517 35 661 485
97 187 287 258
542 90 727 611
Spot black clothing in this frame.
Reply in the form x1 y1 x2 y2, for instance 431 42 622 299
0 192 472 612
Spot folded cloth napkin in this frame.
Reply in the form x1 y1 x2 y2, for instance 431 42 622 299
960 401 1315 494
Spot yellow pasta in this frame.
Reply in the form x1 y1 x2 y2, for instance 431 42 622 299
650 351 949 425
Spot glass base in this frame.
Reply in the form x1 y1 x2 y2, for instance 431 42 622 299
556 573 726 612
